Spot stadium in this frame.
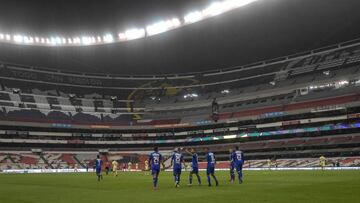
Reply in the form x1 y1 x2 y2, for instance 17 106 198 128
0 0 360 202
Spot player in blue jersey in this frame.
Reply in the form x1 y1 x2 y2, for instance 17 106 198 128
229 149 235 183
95 155 103 181
171 148 184 188
204 147 219 187
185 148 201 186
149 147 162 190
232 146 244 184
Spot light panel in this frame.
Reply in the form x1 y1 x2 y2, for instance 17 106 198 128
124 28 146 40
146 18 181 36
184 11 204 24
103 34 114 43
0 0 259 46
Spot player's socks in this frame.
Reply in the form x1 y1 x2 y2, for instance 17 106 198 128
211 174 219 186
196 174 201 185
207 175 211 186
230 172 235 182
153 174 157 188
153 176 158 190
189 174 193 185
238 171 243 184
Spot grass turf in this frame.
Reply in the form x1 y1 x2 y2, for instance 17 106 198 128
0 170 359 203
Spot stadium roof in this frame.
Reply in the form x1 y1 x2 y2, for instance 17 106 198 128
0 0 360 75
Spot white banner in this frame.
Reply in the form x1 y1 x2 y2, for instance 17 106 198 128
2 167 360 174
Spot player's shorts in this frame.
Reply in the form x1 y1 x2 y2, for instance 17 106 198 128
112 167 117 172
96 167 101 174
191 167 199 174
206 166 215 175
230 164 235 172
173 167 182 176
152 167 160 175
235 163 243 172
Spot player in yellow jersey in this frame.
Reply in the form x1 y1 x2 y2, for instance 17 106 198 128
319 155 326 170
112 160 118 177
144 160 149 175
267 159 272 170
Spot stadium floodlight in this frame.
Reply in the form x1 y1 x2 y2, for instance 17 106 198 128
81 36 92 45
24 36 34 44
124 28 146 40
56 37 62 44
118 33 127 41
13 35 24 43
73 37 81 44
184 11 204 24
23 36 29 43
0 0 259 46
103 34 114 43
50 37 57 45
203 2 226 17
146 18 181 36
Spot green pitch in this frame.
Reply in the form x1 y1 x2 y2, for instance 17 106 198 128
0 170 359 203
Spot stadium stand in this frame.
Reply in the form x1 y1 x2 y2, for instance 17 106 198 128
0 40 360 170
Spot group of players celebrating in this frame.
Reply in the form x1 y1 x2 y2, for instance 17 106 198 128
94 146 244 190
150 146 244 190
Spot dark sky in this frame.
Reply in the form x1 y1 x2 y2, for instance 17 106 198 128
0 0 360 75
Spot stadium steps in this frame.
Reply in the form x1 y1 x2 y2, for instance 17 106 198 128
60 154 77 166
73 155 85 168
39 155 53 169
6 154 17 163
341 157 359 165
6 154 22 169
20 155 39 165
